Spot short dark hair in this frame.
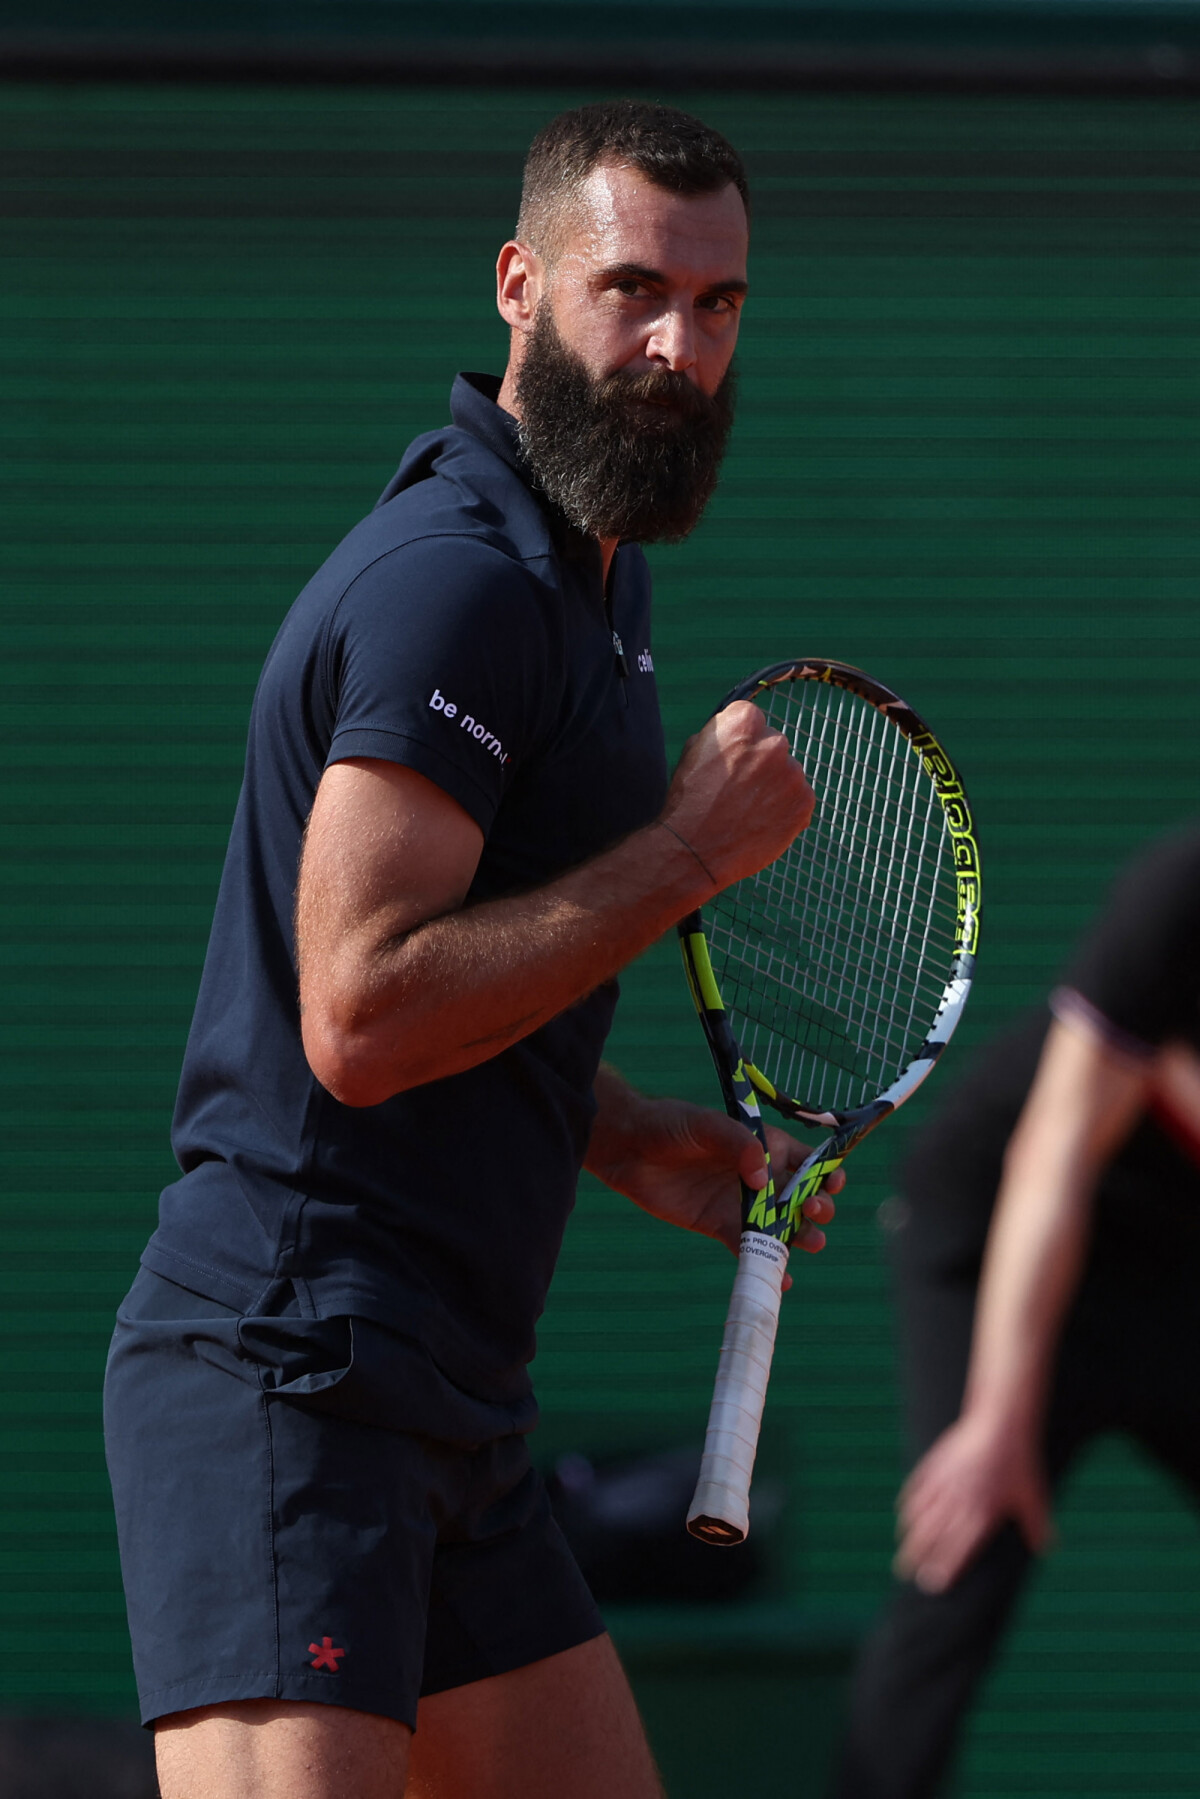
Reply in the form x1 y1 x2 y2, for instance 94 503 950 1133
516 100 749 255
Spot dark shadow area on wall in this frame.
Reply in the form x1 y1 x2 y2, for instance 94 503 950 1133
2 0 1200 89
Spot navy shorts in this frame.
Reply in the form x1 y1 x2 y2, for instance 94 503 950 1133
103 1269 603 1730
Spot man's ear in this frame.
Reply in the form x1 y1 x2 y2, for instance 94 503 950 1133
496 240 545 335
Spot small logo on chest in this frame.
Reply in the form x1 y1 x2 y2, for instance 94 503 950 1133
637 650 655 674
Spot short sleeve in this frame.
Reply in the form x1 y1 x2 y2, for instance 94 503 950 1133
1053 827 1200 1054
323 536 560 835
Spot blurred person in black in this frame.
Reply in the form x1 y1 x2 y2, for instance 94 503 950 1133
831 824 1200 1799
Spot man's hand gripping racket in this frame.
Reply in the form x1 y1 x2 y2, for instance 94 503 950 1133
678 660 981 1545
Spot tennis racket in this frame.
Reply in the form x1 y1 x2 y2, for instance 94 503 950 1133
681 659 980 1545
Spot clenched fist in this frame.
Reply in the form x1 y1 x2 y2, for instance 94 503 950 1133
659 700 815 891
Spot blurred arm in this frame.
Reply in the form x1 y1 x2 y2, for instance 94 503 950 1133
894 1012 1151 1592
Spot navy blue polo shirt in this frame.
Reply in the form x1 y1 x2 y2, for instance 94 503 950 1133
142 373 669 1434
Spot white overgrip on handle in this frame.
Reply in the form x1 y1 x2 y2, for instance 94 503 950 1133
687 1231 789 1545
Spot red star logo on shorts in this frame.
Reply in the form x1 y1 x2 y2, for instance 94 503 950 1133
309 1636 346 1672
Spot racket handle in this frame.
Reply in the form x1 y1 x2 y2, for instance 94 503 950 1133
687 1231 789 1545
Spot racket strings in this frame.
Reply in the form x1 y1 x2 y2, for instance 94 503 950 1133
707 679 960 1116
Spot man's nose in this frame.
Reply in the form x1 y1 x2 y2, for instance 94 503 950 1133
646 306 697 373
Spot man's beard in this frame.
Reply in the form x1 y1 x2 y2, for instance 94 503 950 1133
514 308 736 545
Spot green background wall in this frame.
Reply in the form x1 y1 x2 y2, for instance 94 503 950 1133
2 80 1199 1794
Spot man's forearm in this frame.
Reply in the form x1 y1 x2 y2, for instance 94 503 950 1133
961 1018 1149 1432
308 823 708 1106
963 1133 1096 1432
584 1063 658 1177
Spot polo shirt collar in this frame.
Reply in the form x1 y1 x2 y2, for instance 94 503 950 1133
451 371 523 474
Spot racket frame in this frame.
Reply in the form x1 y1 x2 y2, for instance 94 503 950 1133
681 658 980 1545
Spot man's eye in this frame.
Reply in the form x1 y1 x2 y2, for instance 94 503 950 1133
614 280 644 296
699 294 738 314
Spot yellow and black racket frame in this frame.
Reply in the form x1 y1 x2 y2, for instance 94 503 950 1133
678 655 982 1250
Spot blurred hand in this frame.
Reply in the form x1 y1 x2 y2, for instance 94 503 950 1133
893 1410 1053 1594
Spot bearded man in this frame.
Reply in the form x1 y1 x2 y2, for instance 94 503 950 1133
103 100 839 1799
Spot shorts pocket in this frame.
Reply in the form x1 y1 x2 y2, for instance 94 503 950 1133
236 1315 356 1399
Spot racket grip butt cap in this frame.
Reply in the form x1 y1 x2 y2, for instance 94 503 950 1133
688 1512 747 1547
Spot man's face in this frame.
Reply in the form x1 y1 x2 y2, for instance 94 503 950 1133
509 163 748 544
538 162 748 399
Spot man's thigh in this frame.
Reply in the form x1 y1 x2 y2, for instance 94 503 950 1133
153 1639 662 1799
155 1700 411 1799
409 1634 663 1799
